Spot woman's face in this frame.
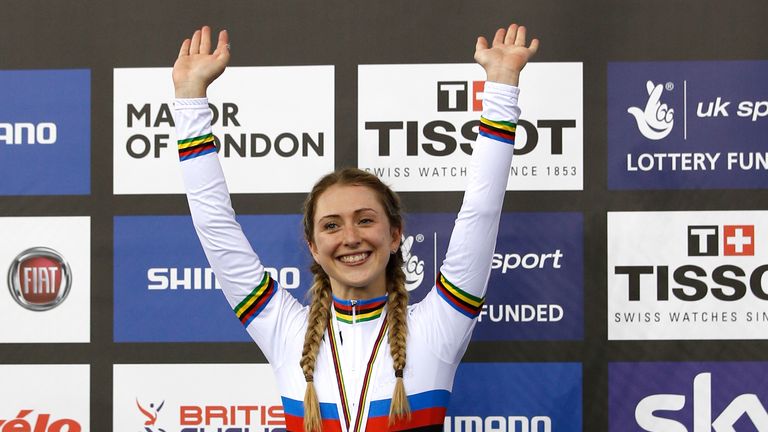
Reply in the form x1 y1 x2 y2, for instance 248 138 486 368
308 184 401 299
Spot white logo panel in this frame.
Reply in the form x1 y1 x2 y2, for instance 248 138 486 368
114 66 335 194
608 211 768 340
0 365 89 431
358 63 583 191
0 217 90 343
113 364 284 432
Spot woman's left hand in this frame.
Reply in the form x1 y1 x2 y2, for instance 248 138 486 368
474 23 539 86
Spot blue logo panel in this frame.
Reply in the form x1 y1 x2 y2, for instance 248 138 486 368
449 363 582 431
0 70 90 195
609 362 768 431
404 212 583 340
114 215 312 342
608 61 768 189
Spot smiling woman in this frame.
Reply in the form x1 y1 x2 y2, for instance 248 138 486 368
173 24 538 432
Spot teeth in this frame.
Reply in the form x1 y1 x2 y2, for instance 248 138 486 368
340 253 368 264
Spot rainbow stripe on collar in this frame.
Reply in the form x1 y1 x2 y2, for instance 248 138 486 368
332 295 387 324
479 116 516 146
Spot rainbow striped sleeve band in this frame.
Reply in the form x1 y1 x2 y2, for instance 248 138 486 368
178 132 216 161
436 272 485 318
234 273 278 327
478 116 516 146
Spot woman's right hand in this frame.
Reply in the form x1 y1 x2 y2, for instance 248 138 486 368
173 26 230 98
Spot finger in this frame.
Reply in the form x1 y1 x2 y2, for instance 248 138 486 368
178 38 191 58
200 25 212 55
214 29 229 53
491 28 505 47
503 23 518 45
475 36 488 52
190 29 201 55
214 30 231 63
528 38 540 55
514 26 527 46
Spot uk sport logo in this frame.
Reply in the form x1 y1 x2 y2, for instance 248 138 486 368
627 80 674 140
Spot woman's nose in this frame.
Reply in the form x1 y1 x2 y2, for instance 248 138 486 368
342 225 361 247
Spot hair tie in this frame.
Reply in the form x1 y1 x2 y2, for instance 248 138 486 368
395 369 404 378
305 373 314 383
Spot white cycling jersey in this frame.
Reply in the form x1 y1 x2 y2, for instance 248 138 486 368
175 81 520 432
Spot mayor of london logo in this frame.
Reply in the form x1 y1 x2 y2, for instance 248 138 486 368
627 80 675 140
7 247 72 311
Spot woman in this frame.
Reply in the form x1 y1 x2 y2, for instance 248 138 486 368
173 24 538 432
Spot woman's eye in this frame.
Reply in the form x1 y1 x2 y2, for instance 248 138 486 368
324 222 339 230
359 218 373 225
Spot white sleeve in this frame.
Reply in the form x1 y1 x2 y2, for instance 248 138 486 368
412 82 519 362
174 98 306 367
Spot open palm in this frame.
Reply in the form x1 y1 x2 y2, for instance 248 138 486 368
474 24 539 86
173 26 230 98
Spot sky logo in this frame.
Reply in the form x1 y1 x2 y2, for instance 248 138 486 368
610 362 768 432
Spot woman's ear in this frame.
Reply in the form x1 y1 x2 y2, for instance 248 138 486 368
307 241 319 259
390 226 402 251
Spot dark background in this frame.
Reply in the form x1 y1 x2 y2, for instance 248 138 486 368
2 0 768 430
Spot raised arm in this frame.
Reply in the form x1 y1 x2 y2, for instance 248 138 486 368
173 27 304 364
415 24 538 360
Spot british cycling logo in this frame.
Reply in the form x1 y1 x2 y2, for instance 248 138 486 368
627 80 674 140
136 398 166 432
401 234 425 291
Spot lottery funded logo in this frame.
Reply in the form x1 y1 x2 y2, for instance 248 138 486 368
609 362 768 432
358 63 583 191
113 66 334 194
403 212 583 340
608 211 768 340
608 61 768 189
0 69 90 195
7 247 71 311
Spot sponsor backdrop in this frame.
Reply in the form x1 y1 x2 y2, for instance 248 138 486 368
2 1 768 431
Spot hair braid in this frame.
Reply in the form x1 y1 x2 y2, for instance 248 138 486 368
386 250 411 424
300 263 332 432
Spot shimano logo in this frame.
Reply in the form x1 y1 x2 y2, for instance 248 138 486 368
444 415 551 432
627 80 674 140
0 122 57 145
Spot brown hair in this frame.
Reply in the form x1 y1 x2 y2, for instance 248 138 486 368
299 168 410 431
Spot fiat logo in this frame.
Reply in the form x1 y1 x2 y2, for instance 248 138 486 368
7 247 72 311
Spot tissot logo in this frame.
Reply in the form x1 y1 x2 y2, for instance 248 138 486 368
688 225 754 257
7 247 71 311
436 80 484 112
359 63 583 191
609 212 768 340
